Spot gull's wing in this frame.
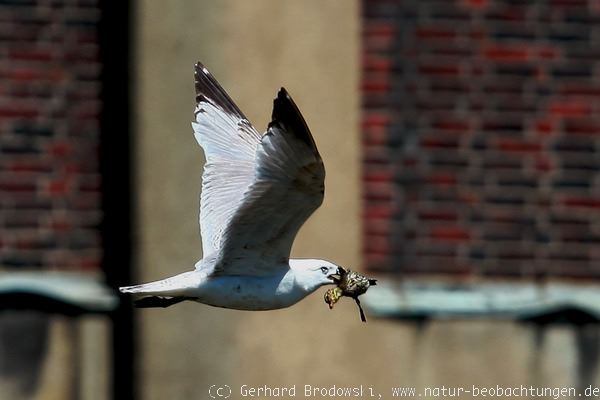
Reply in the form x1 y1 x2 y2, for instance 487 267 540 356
211 88 325 276
192 62 262 257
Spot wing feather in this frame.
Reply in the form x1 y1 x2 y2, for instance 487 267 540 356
192 63 325 276
212 89 325 276
192 62 261 256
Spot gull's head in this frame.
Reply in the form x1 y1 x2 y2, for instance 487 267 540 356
289 259 341 289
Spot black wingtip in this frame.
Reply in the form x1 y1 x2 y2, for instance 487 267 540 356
276 87 288 98
193 61 246 118
194 62 211 100
270 88 319 156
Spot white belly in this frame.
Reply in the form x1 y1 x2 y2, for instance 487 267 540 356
191 273 307 311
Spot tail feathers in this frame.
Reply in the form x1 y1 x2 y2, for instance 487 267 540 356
119 281 174 295
119 272 196 296
119 283 149 294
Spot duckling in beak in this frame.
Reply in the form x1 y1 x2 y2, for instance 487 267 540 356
324 267 377 322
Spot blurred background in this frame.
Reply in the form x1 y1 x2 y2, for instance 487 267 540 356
1 0 600 399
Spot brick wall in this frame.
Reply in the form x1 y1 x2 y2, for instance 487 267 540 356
362 0 600 279
0 0 102 271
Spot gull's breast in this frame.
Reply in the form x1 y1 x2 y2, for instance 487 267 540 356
193 272 306 311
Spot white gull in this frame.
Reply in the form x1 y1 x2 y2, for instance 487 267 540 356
119 62 341 310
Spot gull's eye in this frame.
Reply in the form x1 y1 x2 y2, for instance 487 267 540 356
320 266 329 274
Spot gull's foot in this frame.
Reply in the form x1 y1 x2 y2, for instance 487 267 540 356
133 296 187 308
354 297 367 323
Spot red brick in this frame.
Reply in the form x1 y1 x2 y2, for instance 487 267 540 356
47 179 70 196
548 100 591 117
4 212 41 228
468 27 487 40
364 219 392 235
483 45 529 63
362 0 600 280
48 142 72 157
414 27 456 40
429 226 471 242
536 46 561 60
418 209 459 222
534 119 555 135
80 257 101 271
361 77 390 94
564 120 600 135
364 168 394 183
363 146 390 165
362 112 391 145
496 139 542 153
430 46 474 58
562 197 600 209
363 55 392 72
8 47 56 62
364 183 394 202
363 126 387 146
432 117 471 133
461 0 488 9
0 103 40 118
364 235 391 254
560 84 600 96
6 67 65 82
9 160 53 173
485 7 527 22
364 253 390 270
0 0 103 272
364 205 393 219
49 219 73 233
421 137 459 149
363 112 391 127
79 176 101 193
482 119 523 133
363 22 395 50
418 63 461 77
425 173 457 186
0 181 36 193
550 0 587 6
534 155 555 172
458 191 480 205
496 248 535 261
363 22 395 39
402 157 418 168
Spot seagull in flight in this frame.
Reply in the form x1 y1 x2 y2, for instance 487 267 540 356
119 62 341 311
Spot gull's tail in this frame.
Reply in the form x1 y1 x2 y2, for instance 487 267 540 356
119 271 197 297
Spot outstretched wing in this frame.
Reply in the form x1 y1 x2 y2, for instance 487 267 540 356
212 88 325 276
192 62 262 257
